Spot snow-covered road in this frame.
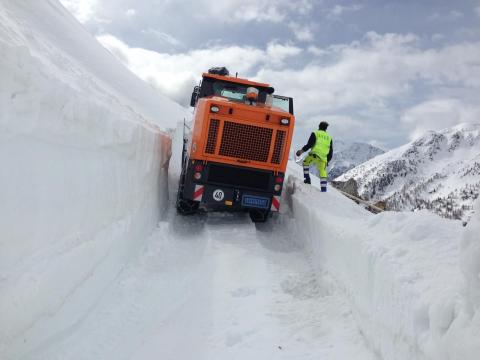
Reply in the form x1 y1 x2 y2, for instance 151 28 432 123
27 206 375 360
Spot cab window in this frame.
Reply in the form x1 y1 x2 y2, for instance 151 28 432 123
213 83 247 102
272 95 294 115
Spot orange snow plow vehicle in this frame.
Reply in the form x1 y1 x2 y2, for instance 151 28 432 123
176 67 295 222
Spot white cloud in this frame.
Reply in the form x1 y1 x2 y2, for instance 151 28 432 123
60 0 98 23
140 29 183 47
326 4 362 19
449 10 464 19
192 0 314 24
427 10 464 22
431 33 445 42
307 46 328 56
257 32 480 145
258 33 422 115
125 9 136 17
289 22 314 42
98 30 480 147
97 35 301 105
265 42 303 65
401 99 480 140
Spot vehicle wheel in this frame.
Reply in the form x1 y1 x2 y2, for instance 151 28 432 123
176 198 199 215
249 209 270 223
176 175 199 215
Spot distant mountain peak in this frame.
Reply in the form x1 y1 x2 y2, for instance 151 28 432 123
327 141 384 180
336 124 480 222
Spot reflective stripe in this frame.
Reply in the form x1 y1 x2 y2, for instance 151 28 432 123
320 177 328 192
271 196 280 212
193 185 204 202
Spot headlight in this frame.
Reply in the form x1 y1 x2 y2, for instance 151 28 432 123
280 118 290 125
210 106 220 113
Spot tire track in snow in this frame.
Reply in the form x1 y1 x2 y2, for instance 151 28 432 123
26 208 376 360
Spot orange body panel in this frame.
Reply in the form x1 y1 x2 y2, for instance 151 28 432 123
189 96 295 174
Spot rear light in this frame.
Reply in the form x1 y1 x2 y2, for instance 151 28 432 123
280 118 290 125
275 176 283 183
210 106 220 113
274 184 282 191
194 172 202 180
194 164 203 172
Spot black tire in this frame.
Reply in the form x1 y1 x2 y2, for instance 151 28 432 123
176 173 199 215
176 197 199 215
176 132 199 215
249 209 270 223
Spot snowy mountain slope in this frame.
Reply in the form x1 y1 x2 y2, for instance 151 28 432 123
328 140 384 179
336 123 480 221
0 0 184 357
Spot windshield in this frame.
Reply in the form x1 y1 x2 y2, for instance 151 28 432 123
216 84 247 102
272 95 294 115
199 78 270 104
272 96 289 112
213 82 252 103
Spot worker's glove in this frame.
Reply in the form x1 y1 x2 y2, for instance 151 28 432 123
296 149 304 157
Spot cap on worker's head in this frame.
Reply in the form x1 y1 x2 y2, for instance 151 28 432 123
246 87 259 102
319 121 329 130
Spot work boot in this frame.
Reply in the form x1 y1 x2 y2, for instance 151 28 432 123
304 178 311 184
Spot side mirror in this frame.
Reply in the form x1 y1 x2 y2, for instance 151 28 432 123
190 86 199 107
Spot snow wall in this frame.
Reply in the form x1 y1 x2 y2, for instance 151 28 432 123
0 1 184 357
287 172 480 360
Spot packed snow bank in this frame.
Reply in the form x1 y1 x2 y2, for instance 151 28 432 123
456 198 480 356
462 198 480 309
286 163 480 360
0 1 184 357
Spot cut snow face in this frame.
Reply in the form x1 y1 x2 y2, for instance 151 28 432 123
288 171 480 360
0 0 183 356
0 0 185 130
336 123 480 222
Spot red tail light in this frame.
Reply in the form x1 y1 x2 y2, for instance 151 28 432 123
275 176 283 184
194 164 203 172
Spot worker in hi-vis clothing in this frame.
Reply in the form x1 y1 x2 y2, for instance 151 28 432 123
296 121 333 192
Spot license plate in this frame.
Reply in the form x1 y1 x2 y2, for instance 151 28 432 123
242 195 270 209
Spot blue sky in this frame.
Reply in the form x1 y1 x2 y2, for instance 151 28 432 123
60 0 480 149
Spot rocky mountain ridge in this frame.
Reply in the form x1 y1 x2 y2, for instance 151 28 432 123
328 140 384 179
336 123 480 222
